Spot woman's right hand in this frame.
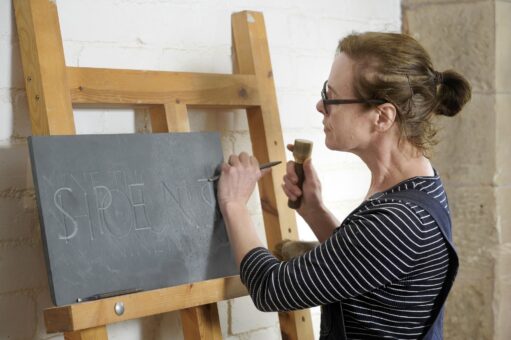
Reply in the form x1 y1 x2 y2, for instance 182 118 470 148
282 144 324 219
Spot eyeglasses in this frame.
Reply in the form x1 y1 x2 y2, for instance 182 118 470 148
321 80 387 114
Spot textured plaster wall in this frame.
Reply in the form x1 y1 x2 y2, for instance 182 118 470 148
0 0 400 339
403 0 511 339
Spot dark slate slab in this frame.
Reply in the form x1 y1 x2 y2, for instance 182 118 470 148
28 132 237 306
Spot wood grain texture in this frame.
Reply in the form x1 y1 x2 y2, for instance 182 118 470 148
149 103 190 133
232 11 298 246
163 103 190 132
181 304 222 340
67 67 260 108
44 276 246 333
64 326 108 340
13 0 75 135
232 11 314 340
148 104 169 133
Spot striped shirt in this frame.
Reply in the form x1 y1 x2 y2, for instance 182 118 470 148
240 174 451 339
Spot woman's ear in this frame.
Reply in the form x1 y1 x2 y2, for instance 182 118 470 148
374 103 397 132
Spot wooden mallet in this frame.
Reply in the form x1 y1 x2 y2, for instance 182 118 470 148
288 139 313 209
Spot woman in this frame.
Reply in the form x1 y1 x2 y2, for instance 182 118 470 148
217 32 471 339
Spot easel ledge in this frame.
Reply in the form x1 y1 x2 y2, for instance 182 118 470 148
44 276 246 333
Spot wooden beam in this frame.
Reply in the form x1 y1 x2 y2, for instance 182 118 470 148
162 103 190 132
67 67 260 108
44 275 247 333
232 11 298 247
13 0 75 135
148 104 169 133
181 304 222 340
149 103 190 133
232 11 314 340
64 326 108 340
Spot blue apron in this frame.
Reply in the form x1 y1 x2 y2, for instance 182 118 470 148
319 189 459 340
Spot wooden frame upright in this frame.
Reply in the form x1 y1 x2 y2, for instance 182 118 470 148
13 0 313 339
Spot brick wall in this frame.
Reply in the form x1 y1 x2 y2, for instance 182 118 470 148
0 1 400 339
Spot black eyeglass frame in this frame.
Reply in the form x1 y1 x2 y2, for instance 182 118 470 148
321 80 387 114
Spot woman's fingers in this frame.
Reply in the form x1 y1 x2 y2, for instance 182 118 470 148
228 154 241 167
225 152 262 178
302 159 316 183
281 184 296 201
249 155 260 174
228 153 257 169
220 162 230 173
218 153 262 208
281 183 301 201
302 159 321 191
286 161 298 184
238 152 250 165
283 160 303 199
233 152 260 174
283 174 302 195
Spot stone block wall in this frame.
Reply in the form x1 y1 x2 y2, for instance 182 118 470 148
403 0 511 339
0 0 400 339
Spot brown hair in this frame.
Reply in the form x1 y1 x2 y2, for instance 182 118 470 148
338 32 471 156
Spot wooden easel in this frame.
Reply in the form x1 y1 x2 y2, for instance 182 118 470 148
13 0 313 339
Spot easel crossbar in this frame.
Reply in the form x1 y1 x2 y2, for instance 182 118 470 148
44 276 246 333
67 67 261 107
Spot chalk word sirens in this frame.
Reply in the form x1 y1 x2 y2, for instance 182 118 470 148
45 170 219 242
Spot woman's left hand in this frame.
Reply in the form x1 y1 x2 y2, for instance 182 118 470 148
217 152 269 210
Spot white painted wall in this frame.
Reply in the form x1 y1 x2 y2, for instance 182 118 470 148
0 1 400 339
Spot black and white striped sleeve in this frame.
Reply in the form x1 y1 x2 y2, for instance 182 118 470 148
239 201 431 312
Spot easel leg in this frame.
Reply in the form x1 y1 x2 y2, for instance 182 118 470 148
181 304 222 340
232 11 315 340
64 326 108 340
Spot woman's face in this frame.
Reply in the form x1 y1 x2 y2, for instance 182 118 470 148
317 53 376 153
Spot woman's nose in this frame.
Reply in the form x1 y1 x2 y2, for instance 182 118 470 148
316 99 326 115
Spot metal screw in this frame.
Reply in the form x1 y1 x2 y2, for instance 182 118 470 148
114 302 125 316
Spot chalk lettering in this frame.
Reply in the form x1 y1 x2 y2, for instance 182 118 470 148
94 186 134 238
69 174 94 241
54 187 78 242
49 168 220 242
161 181 199 227
94 185 110 236
129 183 152 230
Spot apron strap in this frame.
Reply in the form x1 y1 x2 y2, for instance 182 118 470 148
386 190 459 339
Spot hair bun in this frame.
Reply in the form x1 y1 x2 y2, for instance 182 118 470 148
435 70 471 117
434 71 444 85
